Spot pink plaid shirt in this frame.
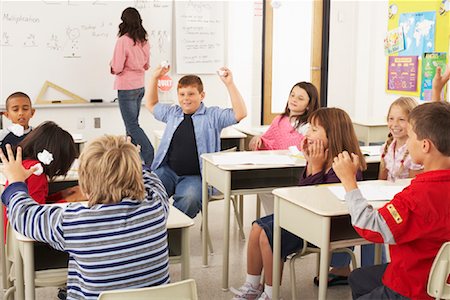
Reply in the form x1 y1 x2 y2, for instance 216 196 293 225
380 140 423 182
111 35 149 90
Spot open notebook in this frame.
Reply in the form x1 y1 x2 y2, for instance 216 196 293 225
328 185 405 201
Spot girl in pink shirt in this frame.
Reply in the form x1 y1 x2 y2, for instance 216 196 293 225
249 82 320 215
111 7 154 166
249 82 320 151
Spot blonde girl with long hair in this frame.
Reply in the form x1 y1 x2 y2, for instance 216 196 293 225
379 97 423 181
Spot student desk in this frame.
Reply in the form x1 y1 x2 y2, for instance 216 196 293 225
11 205 194 300
201 150 382 291
153 125 247 151
233 124 269 150
353 121 388 146
271 179 410 300
201 150 307 290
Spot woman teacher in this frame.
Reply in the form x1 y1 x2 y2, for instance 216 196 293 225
111 7 154 166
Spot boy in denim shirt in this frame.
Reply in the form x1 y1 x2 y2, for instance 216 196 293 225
145 66 247 218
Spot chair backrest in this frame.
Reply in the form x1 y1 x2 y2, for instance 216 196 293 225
428 242 450 299
98 279 198 300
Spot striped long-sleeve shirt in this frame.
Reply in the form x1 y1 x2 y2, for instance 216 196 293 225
2 170 170 300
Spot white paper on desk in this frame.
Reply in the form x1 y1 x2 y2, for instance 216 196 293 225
328 185 404 201
360 146 381 156
211 153 296 165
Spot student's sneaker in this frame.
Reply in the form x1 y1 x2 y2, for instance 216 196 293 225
57 287 67 300
256 292 271 300
230 282 263 299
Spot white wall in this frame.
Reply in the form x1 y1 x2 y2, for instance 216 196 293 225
328 0 450 123
328 0 398 123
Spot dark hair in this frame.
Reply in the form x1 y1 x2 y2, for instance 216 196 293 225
409 101 450 156
178 75 204 93
118 7 147 44
281 82 320 129
308 107 367 170
18 121 77 179
6 92 31 110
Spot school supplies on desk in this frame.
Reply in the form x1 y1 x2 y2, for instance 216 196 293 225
328 185 405 201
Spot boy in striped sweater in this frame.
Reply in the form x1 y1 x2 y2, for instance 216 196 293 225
1 135 170 300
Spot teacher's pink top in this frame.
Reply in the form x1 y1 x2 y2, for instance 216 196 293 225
110 34 150 90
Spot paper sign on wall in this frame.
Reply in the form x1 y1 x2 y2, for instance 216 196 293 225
384 27 405 55
420 52 447 100
387 56 419 92
399 11 436 56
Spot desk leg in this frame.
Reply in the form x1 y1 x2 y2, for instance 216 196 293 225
14 239 25 300
202 163 209 267
181 227 190 280
239 138 245 151
23 242 35 300
221 172 231 291
318 218 331 300
374 244 382 265
272 196 281 300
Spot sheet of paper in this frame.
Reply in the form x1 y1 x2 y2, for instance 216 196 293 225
328 185 405 201
211 153 296 165
360 146 381 156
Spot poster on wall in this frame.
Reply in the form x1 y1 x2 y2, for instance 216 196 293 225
399 11 436 56
384 27 405 55
420 52 447 100
387 56 419 92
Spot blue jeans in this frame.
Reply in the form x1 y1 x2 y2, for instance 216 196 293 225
118 88 154 166
154 164 202 218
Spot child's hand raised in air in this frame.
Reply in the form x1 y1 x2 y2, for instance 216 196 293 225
0 145 38 184
249 136 263 151
302 138 328 175
217 67 234 86
152 64 170 79
333 151 359 192
432 64 450 101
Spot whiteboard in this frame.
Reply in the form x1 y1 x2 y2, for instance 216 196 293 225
175 1 224 74
0 0 172 105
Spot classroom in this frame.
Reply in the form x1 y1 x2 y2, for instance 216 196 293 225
1 0 450 300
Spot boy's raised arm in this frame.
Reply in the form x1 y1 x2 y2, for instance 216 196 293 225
218 68 247 121
432 64 450 102
145 65 170 113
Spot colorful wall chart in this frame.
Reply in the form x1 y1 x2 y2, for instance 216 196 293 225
387 56 419 92
386 0 449 99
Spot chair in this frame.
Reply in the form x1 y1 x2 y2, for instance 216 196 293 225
98 279 198 300
427 242 450 300
0 184 14 297
203 147 245 254
5 224 69 299
288 242 357 300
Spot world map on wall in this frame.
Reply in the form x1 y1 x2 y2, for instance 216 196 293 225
399 11 436 56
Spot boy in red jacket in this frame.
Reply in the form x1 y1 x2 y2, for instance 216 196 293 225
333 101 450 299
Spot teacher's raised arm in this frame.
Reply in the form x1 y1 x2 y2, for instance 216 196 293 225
110 7 154 167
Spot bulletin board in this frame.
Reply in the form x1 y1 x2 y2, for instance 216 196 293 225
386 0 450 100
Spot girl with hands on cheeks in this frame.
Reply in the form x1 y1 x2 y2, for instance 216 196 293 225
302 134 329 177
231 108 367 300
